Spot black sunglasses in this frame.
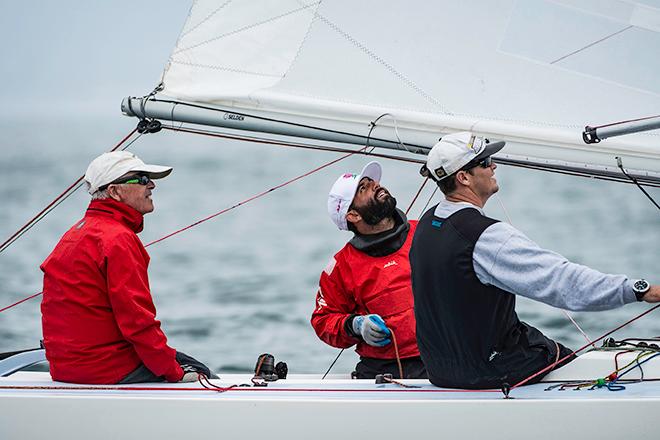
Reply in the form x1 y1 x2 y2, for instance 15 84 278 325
461 155 493 171
100 174 151 190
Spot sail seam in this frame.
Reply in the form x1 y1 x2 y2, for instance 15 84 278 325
550 25 633 65
169 60 281 77
310 11 450 114
173 1 321 56
163 0 198 83
282 1 323 79
178 0 234 41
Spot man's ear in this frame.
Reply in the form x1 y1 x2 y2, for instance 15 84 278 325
345 209 361 226
456 170 471 186
106 185 123 202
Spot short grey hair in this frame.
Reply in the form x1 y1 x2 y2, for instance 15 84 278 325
86 181 109 200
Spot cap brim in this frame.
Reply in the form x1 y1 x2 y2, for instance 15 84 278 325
358 161 382 184
475 141 505 160
342 161 382 214
130 164 173 180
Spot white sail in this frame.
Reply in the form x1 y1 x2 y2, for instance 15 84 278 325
127 0 660 181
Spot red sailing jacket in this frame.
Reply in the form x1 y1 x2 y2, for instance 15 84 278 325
40 198 183 384
311 221 420 360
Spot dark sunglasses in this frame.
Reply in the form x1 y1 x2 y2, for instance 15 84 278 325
461 155 493 171
100 174 151 190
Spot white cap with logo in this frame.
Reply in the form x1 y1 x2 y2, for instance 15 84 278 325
84 151 173 194
422 132 505 181
327 161 382 231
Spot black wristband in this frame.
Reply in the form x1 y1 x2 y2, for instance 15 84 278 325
344 314 360 339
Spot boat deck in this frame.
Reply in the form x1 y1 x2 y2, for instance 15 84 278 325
2 371 660 401
2 349 660 439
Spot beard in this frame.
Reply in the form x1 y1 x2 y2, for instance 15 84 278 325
354 189 397 226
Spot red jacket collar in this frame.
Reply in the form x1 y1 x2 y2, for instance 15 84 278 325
86 198 145 233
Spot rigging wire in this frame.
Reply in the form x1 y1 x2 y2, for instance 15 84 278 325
0 291 44 314
321 349 345 380
0 129 140 255
616 157 660 211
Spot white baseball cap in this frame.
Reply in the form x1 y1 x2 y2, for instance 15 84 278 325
422 132 505 181
84 151 173 194
327 161 382 231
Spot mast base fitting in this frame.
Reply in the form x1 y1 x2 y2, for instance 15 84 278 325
582 126 600 144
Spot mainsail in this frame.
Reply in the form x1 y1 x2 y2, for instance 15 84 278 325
122 0 660 184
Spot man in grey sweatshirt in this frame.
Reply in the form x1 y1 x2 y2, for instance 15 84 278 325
409 131 659 389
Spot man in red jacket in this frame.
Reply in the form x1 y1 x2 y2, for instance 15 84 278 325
311 161 426 379
41 151 214 384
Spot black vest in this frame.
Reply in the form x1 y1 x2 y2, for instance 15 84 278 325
410 206 562 389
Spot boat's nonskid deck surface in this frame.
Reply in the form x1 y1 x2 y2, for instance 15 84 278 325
2 371 660 401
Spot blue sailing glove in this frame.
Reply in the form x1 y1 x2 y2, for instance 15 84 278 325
352 314 391 347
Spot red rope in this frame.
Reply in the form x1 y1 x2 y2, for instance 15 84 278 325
0 291 43 314
0 384 501 393
390 330 404 379
511 303 660 390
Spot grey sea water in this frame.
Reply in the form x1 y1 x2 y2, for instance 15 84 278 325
1 118 659 375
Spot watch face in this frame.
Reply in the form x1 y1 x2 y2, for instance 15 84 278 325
634 279 650 293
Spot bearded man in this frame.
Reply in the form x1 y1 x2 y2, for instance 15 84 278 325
311 162 427 379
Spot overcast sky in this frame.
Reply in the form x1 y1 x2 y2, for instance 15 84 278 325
0 1 191 119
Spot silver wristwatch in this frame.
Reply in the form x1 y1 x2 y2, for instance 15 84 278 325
632 279 651 301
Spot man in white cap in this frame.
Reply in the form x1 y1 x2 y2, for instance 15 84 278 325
41 151 214 384
409 132 660 389
311 162 426 379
